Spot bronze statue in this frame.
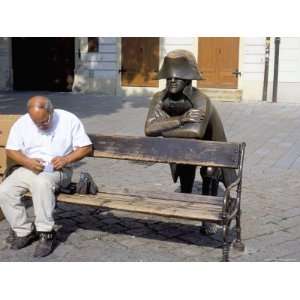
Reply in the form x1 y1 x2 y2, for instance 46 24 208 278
145 49 236 234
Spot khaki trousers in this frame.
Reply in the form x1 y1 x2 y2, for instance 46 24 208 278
0 167 72 237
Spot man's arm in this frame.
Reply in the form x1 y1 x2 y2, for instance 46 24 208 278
6 149 44 173
51 145 93 170
4 119 45 172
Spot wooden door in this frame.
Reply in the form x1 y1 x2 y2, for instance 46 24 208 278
198 37 239 89
12 38 75 91
121 37 159 87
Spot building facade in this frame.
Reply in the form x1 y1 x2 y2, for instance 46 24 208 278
1 37 300 103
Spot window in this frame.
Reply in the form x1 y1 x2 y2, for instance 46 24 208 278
88 37 99 53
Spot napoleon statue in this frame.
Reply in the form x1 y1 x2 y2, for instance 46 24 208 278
144 49 236 235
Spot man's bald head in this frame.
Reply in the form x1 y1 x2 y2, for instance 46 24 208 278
27 96 54 130
27 96 54 113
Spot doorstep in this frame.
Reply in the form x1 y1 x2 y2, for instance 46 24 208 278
199 88 242 102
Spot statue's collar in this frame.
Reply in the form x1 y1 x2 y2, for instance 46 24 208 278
183 84 193 99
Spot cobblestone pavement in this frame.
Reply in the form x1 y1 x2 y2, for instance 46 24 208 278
1 91 300 261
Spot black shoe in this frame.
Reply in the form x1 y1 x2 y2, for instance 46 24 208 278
201 222 218 236
33 231 55 258
10 230 38 250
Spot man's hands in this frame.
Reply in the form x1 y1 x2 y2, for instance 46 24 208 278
24 157 69 173
26 158 44 173
51 156 69 170
180 109 206 124
6 147 91 174
25 156 69 172
51 146 92 170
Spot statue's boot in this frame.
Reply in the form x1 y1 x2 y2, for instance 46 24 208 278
178 164 196 193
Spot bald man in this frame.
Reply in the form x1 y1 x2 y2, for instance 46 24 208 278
0 96 92 257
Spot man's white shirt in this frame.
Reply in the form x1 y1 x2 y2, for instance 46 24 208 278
6 109 92 163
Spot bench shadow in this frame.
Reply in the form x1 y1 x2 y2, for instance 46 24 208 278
53 208 237 253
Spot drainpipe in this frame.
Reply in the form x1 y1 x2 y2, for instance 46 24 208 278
262 37 270 101
8 37 14 91
272 37 281 103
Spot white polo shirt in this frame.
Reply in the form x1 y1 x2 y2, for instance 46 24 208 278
6 109 92 163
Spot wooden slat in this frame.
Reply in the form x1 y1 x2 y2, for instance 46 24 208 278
55 190 223 222
99 186 223 206
90 134 240 169
90 191 223 210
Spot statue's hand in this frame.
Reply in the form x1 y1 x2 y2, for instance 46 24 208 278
181 109 206 124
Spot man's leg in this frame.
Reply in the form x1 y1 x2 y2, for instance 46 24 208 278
29 172 59 232
0 168 33 236
0 168 38 248
29 168 72 257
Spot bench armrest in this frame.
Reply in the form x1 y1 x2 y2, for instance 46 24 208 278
223 175 241 218
222 143 246 221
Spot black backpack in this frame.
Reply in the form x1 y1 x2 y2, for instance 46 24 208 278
76 172 98 195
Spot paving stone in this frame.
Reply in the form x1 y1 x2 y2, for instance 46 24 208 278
247 237 300 262
101 217 121 225
125 227 153 237
157 227 185 238
101 223 127 234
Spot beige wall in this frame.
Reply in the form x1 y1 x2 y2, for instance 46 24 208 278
239 37 265 101
72 37 118 95
241 37 300 103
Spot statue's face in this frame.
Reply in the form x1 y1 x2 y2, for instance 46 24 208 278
167 77 187 94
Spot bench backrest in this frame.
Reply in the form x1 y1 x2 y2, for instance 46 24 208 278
0 115 20 175
90 134 243 169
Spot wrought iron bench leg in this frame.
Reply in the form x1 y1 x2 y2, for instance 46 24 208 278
232 210 245 251
222 224 230 262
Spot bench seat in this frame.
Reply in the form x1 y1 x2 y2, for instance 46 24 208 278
55 188 224 222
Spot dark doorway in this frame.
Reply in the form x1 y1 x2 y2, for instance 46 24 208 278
12 38 75 91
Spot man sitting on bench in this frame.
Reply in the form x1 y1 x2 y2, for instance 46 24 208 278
0 96 92 257
145 50 237 235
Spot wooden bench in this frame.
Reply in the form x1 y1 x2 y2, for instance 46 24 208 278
0 116 246 261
